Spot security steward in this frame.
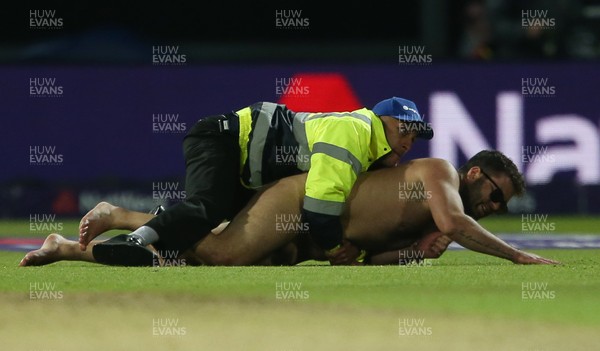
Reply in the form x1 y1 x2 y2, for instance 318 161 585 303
92 97 434 266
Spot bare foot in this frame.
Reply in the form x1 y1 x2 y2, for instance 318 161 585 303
19 233 66 267
79 201 118 251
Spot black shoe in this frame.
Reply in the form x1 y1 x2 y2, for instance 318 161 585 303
93 234 158 267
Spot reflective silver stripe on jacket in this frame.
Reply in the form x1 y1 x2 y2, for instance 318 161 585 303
293 111 370 172
303 195 345 216
248 102 277 187
298 111 371 124
292 112 310 171
311 142 362 176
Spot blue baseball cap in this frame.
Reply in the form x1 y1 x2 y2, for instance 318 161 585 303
372 97 434 140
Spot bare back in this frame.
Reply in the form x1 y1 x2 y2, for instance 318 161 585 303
194 158 444 265
343 159 439 251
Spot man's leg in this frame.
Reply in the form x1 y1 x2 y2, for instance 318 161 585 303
21 234 102 266
92 116 243 265
134 116 242 250
78 202 156 250
192 176 307 265
20 233 205 267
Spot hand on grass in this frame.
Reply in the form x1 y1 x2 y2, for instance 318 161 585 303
326 240 366 266
512 251 561 265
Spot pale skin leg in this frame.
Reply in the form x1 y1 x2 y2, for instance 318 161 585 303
193 176 307 265
21 202 161 266
19 234 175 267
72 176 307 266
20 175 307 267
20 234 102 266
78 202 155 250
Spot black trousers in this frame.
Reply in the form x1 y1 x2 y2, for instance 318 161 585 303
147 114 254 252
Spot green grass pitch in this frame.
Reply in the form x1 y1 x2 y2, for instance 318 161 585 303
0 217 598 351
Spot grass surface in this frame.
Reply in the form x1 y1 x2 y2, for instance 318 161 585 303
478 215 600 234
0 218 598 350
1 249 599 350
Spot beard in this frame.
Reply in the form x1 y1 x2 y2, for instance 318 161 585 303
458 182 473 217
459 178 486 220
459 181 476 219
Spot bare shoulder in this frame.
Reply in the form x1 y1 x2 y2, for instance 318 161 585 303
409 158 456 172
407 158 459 181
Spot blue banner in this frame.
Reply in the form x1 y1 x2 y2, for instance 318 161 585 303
1 62 599 216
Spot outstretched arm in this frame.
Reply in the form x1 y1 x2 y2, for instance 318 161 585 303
422 160 559 265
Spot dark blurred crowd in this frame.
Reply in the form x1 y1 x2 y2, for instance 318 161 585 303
2 1 599 63
452 0 600 60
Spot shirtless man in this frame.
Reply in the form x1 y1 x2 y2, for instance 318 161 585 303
19 150 560 267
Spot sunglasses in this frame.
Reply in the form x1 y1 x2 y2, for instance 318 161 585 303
480 170 508 213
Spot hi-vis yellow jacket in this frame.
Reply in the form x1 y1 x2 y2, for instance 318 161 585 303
235 102 392 218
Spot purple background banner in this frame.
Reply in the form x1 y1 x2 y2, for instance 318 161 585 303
1 62 599 216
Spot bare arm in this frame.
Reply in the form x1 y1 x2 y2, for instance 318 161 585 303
367 231 453 265
422 159 558 265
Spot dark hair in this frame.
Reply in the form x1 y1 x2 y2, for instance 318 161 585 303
458 150 526 196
